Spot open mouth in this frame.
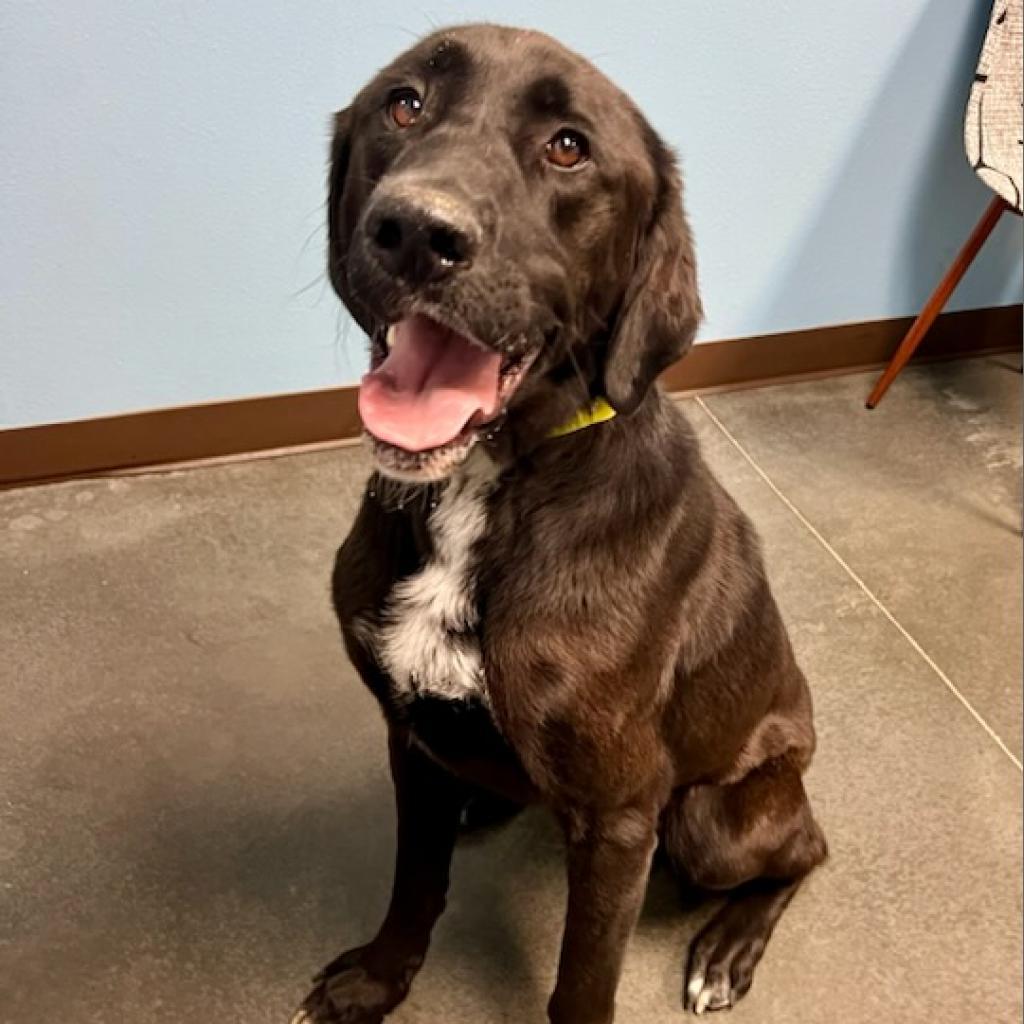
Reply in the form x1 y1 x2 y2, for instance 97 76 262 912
358 314 536 472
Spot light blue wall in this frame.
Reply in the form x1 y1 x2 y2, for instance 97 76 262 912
1 1 1020 428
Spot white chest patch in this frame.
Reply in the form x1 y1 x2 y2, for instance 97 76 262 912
375 456 496 704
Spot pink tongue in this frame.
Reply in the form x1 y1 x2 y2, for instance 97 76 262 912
358 315 502 452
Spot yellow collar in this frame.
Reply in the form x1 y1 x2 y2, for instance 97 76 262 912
548 397 617 439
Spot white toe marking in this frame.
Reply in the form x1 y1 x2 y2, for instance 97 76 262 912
687 971 706 1008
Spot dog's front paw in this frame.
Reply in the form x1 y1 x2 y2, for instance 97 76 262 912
684 918 765 1015
290 946 414 1024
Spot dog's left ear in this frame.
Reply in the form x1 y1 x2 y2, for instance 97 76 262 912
326 107 353 295
602 135 702 415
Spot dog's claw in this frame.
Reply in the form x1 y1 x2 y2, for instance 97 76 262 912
294 948 406 1024
692 968 732 1014
685 916 763 1014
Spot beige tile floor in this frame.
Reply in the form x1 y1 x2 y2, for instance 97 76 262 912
1 354 1021 1024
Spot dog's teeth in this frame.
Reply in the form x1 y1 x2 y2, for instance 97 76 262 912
385 324 397 350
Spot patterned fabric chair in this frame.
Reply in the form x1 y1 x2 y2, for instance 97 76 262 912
867 0 1023 408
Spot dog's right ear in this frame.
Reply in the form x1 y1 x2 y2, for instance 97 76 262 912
326 106 353 294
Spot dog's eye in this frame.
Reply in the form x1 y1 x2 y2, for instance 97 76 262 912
545 129 589 169
387 87 423 129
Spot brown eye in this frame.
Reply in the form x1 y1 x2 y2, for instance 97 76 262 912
387 87 423 128
545 128 589 169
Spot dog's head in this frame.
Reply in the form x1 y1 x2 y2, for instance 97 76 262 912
328 24 702 481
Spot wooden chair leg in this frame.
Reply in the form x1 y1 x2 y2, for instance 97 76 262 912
866 195 1009 409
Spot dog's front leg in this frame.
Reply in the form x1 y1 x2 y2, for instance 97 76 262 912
294 726 466 1024
548 807 658 1024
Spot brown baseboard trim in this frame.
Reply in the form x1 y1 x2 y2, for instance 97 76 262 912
2 304 1019 488
662 303 1021 395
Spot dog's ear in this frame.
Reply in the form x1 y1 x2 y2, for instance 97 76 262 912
326 107 353 294
602 134 702 415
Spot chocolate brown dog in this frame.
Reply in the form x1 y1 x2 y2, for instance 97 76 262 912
293 23 826 1024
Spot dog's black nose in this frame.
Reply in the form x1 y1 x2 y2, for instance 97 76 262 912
365 193 478 284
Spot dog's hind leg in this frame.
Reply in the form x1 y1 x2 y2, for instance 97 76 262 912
662 756 827 1015
293 726 468 1024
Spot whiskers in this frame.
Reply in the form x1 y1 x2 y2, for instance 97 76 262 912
289 206 330 304
367 474 444 514
291 272 327 302
565 344 591 405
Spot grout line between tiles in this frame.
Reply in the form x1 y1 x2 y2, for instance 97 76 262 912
694 395 1023 774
